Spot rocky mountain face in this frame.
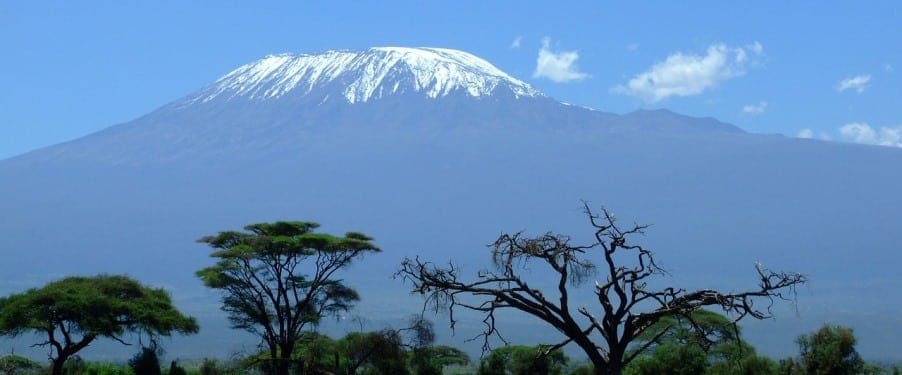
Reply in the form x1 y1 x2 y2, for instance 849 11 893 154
1 47 900 360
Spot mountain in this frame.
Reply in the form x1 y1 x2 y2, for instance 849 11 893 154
1 47 900 360
9 47 740 166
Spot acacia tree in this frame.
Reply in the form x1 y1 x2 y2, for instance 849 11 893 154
0 275 199 375
197 221 380 375
398 205 806 375
0 354 41 375
628 310 778 375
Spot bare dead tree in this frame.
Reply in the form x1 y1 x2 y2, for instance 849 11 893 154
397 204 806 375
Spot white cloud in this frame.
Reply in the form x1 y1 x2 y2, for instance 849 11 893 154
742 101 767 115
746 41 763 55
797 129 814 139
613 42 763 102
533 37 588 83
835 75 871 93
627 43 639 52
510 36 522 49
839 122 902 147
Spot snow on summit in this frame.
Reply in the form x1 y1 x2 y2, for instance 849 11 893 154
186 47 542 104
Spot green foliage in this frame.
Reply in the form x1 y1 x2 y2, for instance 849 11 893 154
0 354 41 374
796 324 864 375
60 358 133 375
477 345 569 375
197 221 379 375
128 348 161 375
634 309 738 356
240 327 470 375
0 275 199 339
702 339 777 375
624 343 707 375
0 275 198 375
626 310 782 375
777 357 803 375
568 363 595 375
167 361 187 375
340 330 409 375
81 362 134 375
198 359 220 375
860 363 888 375
410 345 469 375
291 331 341 372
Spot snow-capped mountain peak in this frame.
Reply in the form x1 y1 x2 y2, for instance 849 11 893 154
185 47 543 105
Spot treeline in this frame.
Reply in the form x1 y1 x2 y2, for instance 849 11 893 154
0 207 898 374
0 321 899 374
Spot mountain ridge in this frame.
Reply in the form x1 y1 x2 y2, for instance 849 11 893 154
2 48 747 166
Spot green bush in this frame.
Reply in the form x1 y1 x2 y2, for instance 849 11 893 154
166 361 187 375
477 345 568 375
128 348 161 375
624 343 707 375
81 362 134 375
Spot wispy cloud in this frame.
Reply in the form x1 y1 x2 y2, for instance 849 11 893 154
835 75 871 94
627 43 639 52
510 36 522 49
742 101 767 115
613 42 763 102
797 129 814 139
839 122 902 147
533 37 588 83
885 64 894 72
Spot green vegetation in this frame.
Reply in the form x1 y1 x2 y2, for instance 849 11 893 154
0 354 41 374
0 214 897 374
624 309 779 374
0 275 198 375
477 345 568 375
197 221 380 375
410 345 470 375
129 348 162 375
0 315 897 374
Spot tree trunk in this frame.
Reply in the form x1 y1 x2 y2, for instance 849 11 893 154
51 356 68 375
277 342 293 375
598 347 625 375
596 363 623 375
276 360 289 375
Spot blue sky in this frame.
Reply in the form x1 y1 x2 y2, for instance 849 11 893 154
1 1 899 159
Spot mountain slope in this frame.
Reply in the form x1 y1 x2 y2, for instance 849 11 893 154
8 48 741 166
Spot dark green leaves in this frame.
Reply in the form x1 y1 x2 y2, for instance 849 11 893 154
197 220 379 375
0 275 198 339
0 274 198 375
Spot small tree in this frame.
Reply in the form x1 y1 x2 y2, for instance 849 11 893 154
340 330 410 375
168 361 188 375
398 204 806 375
197 221 380 375
0 275 198 375
129 347 161 375
796 324 864 375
